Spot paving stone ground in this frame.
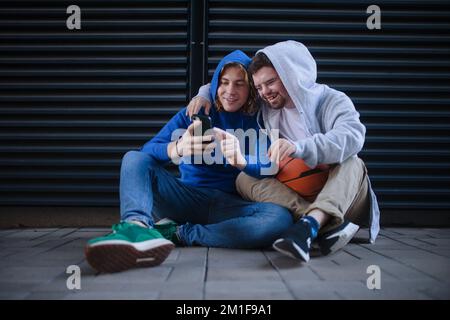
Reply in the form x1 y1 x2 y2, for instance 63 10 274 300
0 227 449 300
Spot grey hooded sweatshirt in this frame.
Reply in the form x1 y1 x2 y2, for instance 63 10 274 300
197 40 380 243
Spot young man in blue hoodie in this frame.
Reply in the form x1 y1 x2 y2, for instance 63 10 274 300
190 41 380 263
84 50 293 273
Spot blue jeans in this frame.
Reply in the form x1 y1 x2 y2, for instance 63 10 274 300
120 151 293 249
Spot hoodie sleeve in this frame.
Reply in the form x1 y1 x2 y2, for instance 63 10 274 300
195 83 212 102
292 90 366 167
140 107 191 163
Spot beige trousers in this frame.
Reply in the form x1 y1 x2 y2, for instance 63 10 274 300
236 156 370 234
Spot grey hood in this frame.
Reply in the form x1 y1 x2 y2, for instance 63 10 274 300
257 40 324 133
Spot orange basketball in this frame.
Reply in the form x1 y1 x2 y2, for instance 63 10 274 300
276 157 329 202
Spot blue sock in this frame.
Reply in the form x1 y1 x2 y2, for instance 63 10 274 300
301 216 319 240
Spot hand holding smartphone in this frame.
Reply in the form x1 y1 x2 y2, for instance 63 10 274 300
191 114 212 136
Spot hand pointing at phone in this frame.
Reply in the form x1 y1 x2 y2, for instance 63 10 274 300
214 128 247 170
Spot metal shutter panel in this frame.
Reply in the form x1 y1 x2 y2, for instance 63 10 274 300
207 0 450 218
0 0 189 206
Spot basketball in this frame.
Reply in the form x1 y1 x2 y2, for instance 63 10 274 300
276 157 329 202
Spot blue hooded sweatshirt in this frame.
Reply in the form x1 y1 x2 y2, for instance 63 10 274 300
140 50 259 194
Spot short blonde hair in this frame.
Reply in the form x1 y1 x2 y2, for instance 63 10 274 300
215 63 258 115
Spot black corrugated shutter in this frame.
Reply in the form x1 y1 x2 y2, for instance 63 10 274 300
1 0 449 225
0 0 190 206
207 0 450 218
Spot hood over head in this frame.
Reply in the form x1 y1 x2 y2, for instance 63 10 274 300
210 50 252 103
256 40 325 128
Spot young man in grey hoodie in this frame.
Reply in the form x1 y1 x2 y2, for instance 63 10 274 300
189 40 380 262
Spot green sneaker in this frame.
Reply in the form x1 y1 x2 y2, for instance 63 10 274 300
155 218 182 246
85 222 174 273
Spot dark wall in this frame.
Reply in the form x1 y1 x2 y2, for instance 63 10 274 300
1 0 449 225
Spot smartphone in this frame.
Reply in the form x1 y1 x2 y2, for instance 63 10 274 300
191 114 212 136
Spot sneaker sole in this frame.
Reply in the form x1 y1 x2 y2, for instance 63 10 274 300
321 222 360 255
85 239 174 273
273 239 310 262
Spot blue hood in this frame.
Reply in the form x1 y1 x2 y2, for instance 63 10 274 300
209 50 252 103
141 49 259 194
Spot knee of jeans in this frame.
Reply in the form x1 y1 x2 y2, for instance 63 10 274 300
265 203 293 227
254 203 293 244
122 150 159 169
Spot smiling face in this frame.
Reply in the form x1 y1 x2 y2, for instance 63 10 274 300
252 66 293 110
216 65 250 113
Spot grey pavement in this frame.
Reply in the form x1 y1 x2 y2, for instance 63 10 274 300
0 227 449 300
